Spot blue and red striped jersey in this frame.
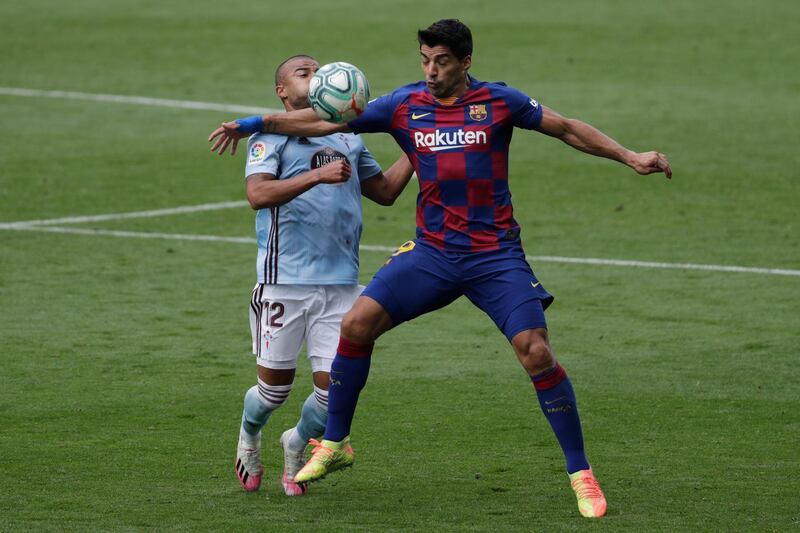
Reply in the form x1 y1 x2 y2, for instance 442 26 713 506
349 76 543 252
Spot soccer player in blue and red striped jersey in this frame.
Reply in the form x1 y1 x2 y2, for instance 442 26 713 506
209 19 672 518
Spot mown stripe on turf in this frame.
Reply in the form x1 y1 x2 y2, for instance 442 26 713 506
1 224 798 278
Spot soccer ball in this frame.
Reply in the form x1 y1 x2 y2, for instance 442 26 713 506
308 62 370 123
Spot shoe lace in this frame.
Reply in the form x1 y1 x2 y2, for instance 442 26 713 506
572 474 603 499
308 438 335 460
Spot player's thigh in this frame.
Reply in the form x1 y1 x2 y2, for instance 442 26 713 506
305 284 364 373
462 252 553 341
250 284 314 370
362 240 462 327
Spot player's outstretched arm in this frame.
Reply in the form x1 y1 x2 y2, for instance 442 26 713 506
208 108 351 156
360 154 415 206
245 160 353 209
538 107 672 179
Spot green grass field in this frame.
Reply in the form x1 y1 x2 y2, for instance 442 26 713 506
1 0 798 530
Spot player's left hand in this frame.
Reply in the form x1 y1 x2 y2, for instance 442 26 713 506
629 151 672 179
208 121 247 156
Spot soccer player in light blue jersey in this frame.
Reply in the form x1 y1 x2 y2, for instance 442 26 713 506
231 55 414 496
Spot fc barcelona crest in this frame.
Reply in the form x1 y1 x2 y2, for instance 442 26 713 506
469 104 488 121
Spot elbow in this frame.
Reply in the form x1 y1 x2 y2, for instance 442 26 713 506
377 191 398 206
365 186 397 206
247 194 276 210
371 198 393 207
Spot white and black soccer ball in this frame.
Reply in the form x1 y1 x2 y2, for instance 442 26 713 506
308 62 370 123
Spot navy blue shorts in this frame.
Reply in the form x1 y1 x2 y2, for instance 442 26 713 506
362 240 554 341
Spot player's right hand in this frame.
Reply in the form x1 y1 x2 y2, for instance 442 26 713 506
315 160 352 184
208 121 248 156
629 151 672 179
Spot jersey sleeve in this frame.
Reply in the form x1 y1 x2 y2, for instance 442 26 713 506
502 86 544 130
347 92 398 134
356 144 382 182
244 134 289 178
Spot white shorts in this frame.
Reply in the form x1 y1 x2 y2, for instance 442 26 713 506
249 283 363 372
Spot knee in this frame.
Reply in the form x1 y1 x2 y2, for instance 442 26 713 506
518 336 556 376
340 308 378 344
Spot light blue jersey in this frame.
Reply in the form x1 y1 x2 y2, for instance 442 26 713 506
245 132 382 285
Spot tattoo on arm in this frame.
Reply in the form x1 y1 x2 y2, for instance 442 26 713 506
263 117 278 133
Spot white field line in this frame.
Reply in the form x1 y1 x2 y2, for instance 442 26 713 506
0 200 250 228
525 255 800 277
5 224 254 244
2 221 798 277
0 88 796 278
0 87 279 115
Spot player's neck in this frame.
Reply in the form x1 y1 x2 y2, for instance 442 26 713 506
432 76 470 105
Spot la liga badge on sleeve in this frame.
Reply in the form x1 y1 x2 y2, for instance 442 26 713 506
249 142 267 164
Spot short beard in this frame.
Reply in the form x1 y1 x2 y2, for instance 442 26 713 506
288 96 311 111
432 75 467 98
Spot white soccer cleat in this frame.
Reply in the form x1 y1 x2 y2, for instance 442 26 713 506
280 428 309 496
235 436 262 492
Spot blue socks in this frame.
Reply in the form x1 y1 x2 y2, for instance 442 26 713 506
323 338 373 442
240 380 292 441
531 364 590 474
241 385 273 436
295 389 328 444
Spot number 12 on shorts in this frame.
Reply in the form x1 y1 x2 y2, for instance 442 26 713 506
265 301 285 328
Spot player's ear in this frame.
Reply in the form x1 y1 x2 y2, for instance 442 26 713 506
462 55 472 72
275 84 286 101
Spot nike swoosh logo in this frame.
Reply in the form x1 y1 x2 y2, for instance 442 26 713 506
544 396 567 405
531 281 541 288
411 112 431 120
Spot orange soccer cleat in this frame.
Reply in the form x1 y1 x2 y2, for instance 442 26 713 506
568 469 607 518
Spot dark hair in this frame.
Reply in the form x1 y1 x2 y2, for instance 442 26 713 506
417 19 472 60
274 54 316 85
